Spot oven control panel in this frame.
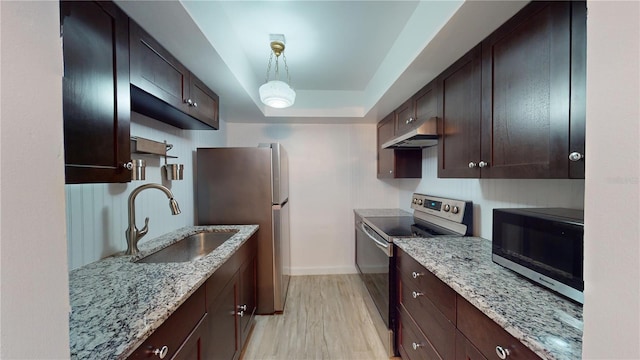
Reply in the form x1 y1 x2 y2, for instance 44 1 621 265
410 193 471 225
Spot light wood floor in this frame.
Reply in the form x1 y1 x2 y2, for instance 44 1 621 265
242 274 390 360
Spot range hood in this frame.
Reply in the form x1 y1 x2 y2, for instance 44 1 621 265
381 117 439 149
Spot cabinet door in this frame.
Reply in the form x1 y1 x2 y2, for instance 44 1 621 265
569 1 586 179
377 114 422 179
394 98 416 135
172 315 208 360
188 74 220 129
61 1 131 184
437 45 482 178
130 20 189 111
396 81 438 136
457 296 540 360
413 81 438 131
377 114 396 178
455 330 487 360
204 278 238 360
238 255 256 346
480 2 571 178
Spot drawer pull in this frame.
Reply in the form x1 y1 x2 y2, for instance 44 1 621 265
152 345 168 359
411 291 423 299
496 345 510 359
411 271 423 279
412 342 422 350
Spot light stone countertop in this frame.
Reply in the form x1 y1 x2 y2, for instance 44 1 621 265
354 209 582 360
68 225 259 360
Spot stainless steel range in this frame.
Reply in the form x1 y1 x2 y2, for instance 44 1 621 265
355 193 473 357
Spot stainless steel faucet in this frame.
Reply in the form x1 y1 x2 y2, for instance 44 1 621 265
125 183 181 256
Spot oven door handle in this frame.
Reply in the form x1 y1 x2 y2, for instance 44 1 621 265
359 221 392 257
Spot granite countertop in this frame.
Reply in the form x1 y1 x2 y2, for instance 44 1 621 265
393 237 583 360
354 208 582 360
68 225 259 360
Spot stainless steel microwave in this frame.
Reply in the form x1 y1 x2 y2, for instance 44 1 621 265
492 208 584 304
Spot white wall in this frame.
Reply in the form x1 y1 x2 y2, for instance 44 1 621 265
65 113 226 270
401 147 586 239
227 123 400 274
0 1 70 358
582 1 640 358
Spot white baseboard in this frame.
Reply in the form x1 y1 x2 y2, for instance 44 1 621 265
289 265 358 276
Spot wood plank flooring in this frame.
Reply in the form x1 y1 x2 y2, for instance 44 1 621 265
242 274 390 360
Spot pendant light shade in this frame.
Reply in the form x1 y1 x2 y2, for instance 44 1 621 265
260 37 295 108
259 80 296 108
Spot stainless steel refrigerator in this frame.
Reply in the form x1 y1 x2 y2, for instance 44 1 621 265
196 143 290 314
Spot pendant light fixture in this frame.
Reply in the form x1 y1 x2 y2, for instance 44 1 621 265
259 35 296 108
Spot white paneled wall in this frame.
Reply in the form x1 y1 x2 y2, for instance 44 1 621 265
401 146 585 239
227 123 400 275
65 113 226 270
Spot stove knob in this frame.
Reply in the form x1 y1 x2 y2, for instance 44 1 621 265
413 198 417 204
443 204 450 212
417 199 423 206
452 206 460 214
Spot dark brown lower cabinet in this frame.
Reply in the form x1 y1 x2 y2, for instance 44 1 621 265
204 234 258 360
395 247 541 360
128 234 257 360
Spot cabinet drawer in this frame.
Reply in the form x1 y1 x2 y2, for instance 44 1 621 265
128 285 206 359
399 276 456 359
397 247 456 322
457 296 540 360
398 305 441 360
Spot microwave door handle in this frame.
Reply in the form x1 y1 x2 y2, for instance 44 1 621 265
360 222 392 256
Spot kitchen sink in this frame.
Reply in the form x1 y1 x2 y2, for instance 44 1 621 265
136 230 239 263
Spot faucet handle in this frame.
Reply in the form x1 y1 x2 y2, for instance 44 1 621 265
138 217 149 240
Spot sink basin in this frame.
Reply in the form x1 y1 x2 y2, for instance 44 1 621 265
136 230 239 263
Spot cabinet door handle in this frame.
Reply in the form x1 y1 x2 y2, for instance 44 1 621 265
478 161 489 168
411 291 423 299
152 345 168 359
569 152 584 161
405 117 415 124
237 310 244 317
184 98 193 106
123 161 133 170
468 162 477 169
496 346 510 359
412 342 423 350
238 304 247 311
192 102 198 108
411 271 423 279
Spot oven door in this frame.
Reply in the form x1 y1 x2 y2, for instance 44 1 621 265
355 219 393 327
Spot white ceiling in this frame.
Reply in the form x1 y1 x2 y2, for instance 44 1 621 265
114 1 528 124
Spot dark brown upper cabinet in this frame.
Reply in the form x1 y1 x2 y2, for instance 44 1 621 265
437 45 483 179
395 81 438 136
438 1 586 179
61 1 131 184
129 21 219 130
377 113 422 179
